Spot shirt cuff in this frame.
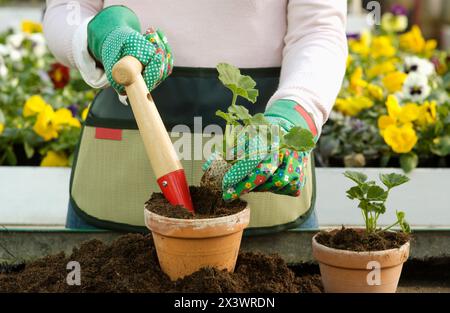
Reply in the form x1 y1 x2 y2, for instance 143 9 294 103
265 99 319 141
267 88 326 137
72 16 109 89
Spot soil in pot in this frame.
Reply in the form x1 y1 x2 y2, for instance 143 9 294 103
315 227 410 252
145 185 250 280
0 234 322 293
145 186 247 219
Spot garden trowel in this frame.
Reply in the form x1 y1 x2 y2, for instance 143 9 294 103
112 56 194 212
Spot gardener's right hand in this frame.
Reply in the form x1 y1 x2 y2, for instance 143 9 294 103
87 6 173 95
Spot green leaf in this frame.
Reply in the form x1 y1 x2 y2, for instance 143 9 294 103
358 200 369 211
346 186 364 200
380 172 410 189
0 109 5 124
217 63 259 103
399 153 418 173
360 182 371 194
344 170 367 185
396 211 411 234
282 126 315 152
379 153 391 168
216 110 238 125
375 203 386 214
367 202 386 214
23 142 34 159
366 185 387 201
250 113 270 126
430 136 450 157
401 222 411 234
396 211 405 220
228 105 252 124
5 147 17 166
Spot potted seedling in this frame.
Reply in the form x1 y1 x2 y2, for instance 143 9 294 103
144 63 315 280
200 63 315 191
312 170 411 293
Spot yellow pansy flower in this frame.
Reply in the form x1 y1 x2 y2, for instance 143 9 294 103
33 105 58 141
400 26 424 53
399 25 437 57
346 55 353 69
81 107 90 121
367 84 384 100
381 13 408 33
416 100 437 126
334 96 373 116
427 100 436 119
424 40 438 57
40 151 69 167
23 95 48 117
382 71 407 93
370 36 396 59
0 123 4 135
386 95 402 118
398 103 420 124
349 31 371 56
378 115 396 131
379 96 420 132
21 20 43 33
53 108 81 129
367 61 396 79
382 124 418 154
350 67 368 95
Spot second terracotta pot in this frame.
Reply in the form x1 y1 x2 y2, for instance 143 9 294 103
312 233 410 293
145 205 250 281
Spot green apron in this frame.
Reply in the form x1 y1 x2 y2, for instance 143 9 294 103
69 67 316 235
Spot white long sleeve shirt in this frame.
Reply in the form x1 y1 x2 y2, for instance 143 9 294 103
43 0 348 133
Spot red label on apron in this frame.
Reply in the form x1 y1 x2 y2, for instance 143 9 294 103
95 127 122 141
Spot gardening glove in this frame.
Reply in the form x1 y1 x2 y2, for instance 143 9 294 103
205 100 318 201
87 5 173 95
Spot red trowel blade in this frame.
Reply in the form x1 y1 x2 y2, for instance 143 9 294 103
157 169 195 213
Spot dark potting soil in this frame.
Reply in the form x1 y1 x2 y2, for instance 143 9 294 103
145 186 247 219
316 227 410 252
0 234 323 293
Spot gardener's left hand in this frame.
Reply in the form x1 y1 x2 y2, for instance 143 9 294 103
221 144 310 201
207 99 318 201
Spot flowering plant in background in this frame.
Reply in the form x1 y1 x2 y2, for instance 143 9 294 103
0 21 95 167
317 6 450 173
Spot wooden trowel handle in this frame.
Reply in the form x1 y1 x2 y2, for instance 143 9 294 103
112 56 182 179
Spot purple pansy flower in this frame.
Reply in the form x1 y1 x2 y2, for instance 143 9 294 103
347 33 361 40
391 4 407 16
68 104 78 117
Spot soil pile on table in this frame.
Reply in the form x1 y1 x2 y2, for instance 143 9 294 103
316 227 410 252
145 186 247 219
0 234 322 293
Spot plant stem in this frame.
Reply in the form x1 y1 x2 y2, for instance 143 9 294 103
360 209 367 226
364 209 369 233
381 221 400 232
231 93 238 107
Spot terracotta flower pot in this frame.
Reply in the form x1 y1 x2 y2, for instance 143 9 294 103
312 233 410 293
145 206 250 281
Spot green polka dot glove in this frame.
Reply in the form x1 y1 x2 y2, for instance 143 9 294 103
205 99 318 201
87 5 173 94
